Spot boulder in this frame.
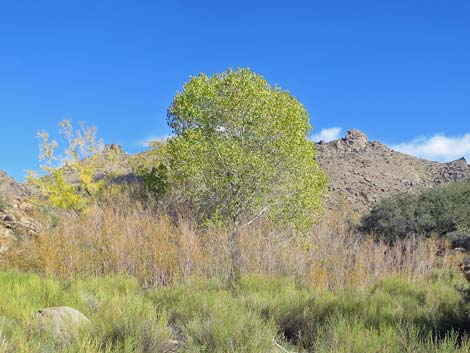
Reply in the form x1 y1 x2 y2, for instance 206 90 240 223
31 306 91 345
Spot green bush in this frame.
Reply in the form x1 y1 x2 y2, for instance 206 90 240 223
361 182 470 244
137 163 169 200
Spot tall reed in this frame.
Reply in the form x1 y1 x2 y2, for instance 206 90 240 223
2 196 452 290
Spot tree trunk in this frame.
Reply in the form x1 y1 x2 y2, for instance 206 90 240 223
229 221 241 290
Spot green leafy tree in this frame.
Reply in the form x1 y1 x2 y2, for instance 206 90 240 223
27 120 105 212
167 68 327 286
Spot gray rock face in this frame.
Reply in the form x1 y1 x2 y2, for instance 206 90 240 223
315 130 470 212
0 171 30 199
0 171 38 254
31 306 91 345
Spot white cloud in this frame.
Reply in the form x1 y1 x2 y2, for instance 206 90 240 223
310 127 342 142
391 133 470 162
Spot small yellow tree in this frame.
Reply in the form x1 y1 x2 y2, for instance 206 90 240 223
27 120 105 212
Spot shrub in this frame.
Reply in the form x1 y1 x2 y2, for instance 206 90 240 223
137 163 169 200
361 182 470 243
132 139 171 202
27 120 105 213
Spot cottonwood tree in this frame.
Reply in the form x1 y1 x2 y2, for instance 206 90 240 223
167 68 327 287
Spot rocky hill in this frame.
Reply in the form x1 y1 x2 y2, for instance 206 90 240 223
315 129 470 211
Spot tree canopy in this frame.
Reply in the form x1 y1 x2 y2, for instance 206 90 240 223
167 68 327 232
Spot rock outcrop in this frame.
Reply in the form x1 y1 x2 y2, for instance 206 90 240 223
0 171 30 199
315 130 470 211
0 171 37 253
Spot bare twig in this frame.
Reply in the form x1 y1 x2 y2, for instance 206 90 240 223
241 206 269 228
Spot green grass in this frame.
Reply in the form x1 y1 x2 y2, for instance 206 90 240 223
0 271 468 353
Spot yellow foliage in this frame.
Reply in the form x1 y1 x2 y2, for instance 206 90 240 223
27 120 104 212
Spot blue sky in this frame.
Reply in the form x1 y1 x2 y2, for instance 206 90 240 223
1 0 469 180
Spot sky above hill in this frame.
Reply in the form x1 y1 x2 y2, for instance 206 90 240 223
1 0 469 180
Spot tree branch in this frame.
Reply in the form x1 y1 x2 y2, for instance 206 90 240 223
240 205 269 228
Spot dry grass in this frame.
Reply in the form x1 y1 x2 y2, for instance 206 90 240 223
2 196 454 290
